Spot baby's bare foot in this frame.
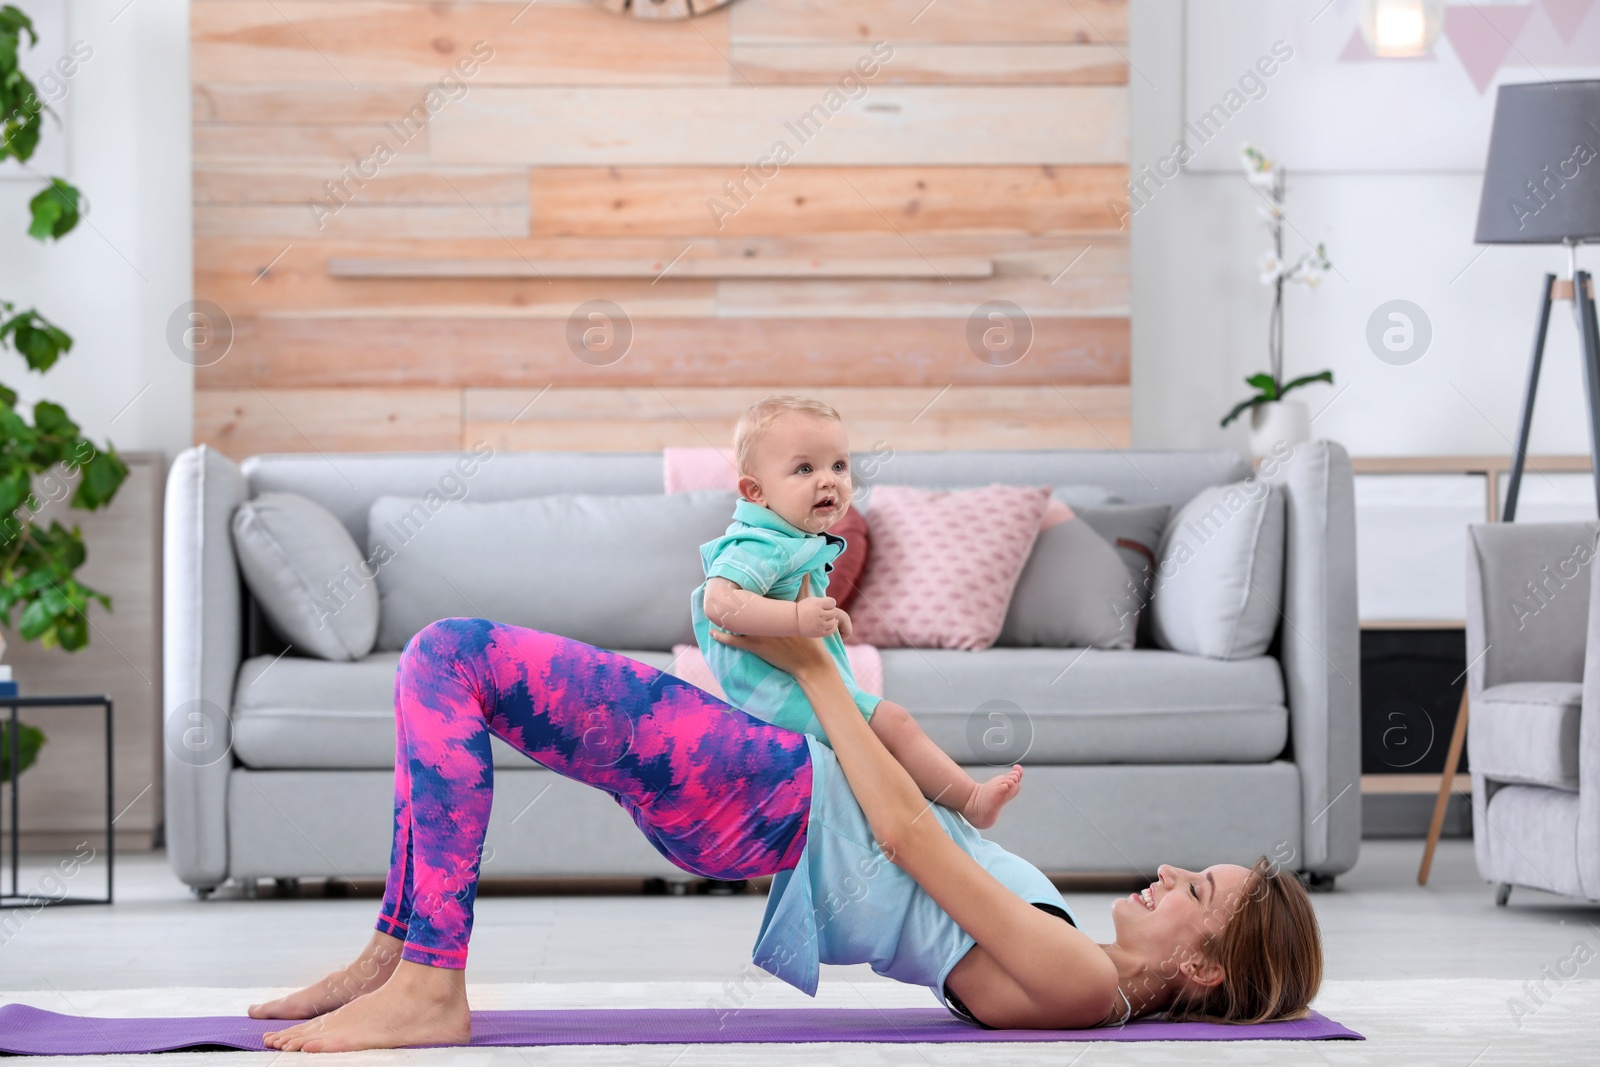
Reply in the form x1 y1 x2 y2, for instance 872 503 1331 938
263 960 471 1053
963 765 1024 830
248 931 404 1020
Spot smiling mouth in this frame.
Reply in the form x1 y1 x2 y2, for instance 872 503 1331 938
1128 886 1155 911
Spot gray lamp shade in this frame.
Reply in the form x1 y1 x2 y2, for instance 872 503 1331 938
1474 80 1600 245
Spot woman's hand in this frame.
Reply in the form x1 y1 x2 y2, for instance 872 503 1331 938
712 575 839 680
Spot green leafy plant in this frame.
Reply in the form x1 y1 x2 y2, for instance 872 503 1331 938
0 720 43 783
1221 144 1336 429
0 3 128 668
1222 369 1335 429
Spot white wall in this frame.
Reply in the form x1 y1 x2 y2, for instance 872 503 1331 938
0 0 192 463
1130 0 1597 458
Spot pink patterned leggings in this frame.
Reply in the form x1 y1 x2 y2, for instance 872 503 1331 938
376 618 815 968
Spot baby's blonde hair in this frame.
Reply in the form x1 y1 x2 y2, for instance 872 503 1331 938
732 395 843 475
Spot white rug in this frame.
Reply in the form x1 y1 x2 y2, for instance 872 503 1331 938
3 979 1596 1065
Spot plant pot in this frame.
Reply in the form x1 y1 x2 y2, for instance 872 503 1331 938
1248 400 1311 457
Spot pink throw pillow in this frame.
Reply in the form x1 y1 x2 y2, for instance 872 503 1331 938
670 644 727 698
662 447 738 493
848 485 1052 651
671 643 885 699
1040 498 1076 530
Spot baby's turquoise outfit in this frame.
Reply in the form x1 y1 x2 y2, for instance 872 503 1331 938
692 499 880 742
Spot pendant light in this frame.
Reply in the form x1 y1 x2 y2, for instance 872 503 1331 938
1360 0 1446 57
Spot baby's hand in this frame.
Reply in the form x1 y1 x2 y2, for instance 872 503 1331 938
836 607 853 641
795 592 843 638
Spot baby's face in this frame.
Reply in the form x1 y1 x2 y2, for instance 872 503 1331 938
740 414 852 535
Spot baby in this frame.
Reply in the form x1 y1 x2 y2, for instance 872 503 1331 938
690 395 1024 829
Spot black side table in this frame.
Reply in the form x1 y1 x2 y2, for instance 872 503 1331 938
1 695 114 907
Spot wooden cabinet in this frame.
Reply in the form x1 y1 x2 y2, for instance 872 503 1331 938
1353 455 1593 627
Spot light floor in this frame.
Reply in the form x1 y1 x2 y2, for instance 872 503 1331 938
3 840 1598 1064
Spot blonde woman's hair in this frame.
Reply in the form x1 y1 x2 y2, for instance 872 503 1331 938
732 395 843 475
1162 857 1324 1025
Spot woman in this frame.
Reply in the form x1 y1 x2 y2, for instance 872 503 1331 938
250 612 1322 1053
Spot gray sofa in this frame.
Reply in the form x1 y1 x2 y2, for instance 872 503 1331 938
1465 521 1600 904
163 443 1361 894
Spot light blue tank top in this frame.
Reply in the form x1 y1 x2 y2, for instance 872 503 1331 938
751 736 1075 1003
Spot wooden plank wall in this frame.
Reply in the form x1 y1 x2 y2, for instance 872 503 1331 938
192 0 1130 457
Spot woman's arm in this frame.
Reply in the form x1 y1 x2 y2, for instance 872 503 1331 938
711 593 923 847
712 591 1117 1027
784 657 1116 1026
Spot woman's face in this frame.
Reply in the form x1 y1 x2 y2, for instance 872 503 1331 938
1110 863 1254 985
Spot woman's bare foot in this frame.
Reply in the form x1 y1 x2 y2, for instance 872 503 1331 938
262 960 471 1053
248 931 404 1020
963 765 1024 830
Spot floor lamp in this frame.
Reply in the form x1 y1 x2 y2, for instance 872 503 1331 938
1419 80 1600 885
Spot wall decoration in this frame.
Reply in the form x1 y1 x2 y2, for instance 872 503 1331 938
1183 0 1600 171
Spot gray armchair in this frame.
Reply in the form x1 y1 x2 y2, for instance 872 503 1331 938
1464 521 1600 904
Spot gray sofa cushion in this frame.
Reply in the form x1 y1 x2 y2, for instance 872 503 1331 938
230 492 379 661
231 646 1284 770
1468 681 1581 791
1075 503 1171 644
231 650 679 769
998 518 1138 649
367 491 737 652
1075 503 1170 593
1054 485 1123 508
1151 480 1285 659
882 647 1287 764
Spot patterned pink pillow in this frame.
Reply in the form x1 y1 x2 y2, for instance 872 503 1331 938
848 485 1052 651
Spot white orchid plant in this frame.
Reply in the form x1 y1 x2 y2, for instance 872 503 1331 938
1221 144 1335 428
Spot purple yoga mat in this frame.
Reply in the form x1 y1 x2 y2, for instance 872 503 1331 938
0 1003 1360 1054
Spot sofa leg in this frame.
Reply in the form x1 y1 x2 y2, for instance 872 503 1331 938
274 877 300 898
1495 882 1512 907
667 878 692 896
1300 872 1336 893
241 879 260 900
190 885 215 901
